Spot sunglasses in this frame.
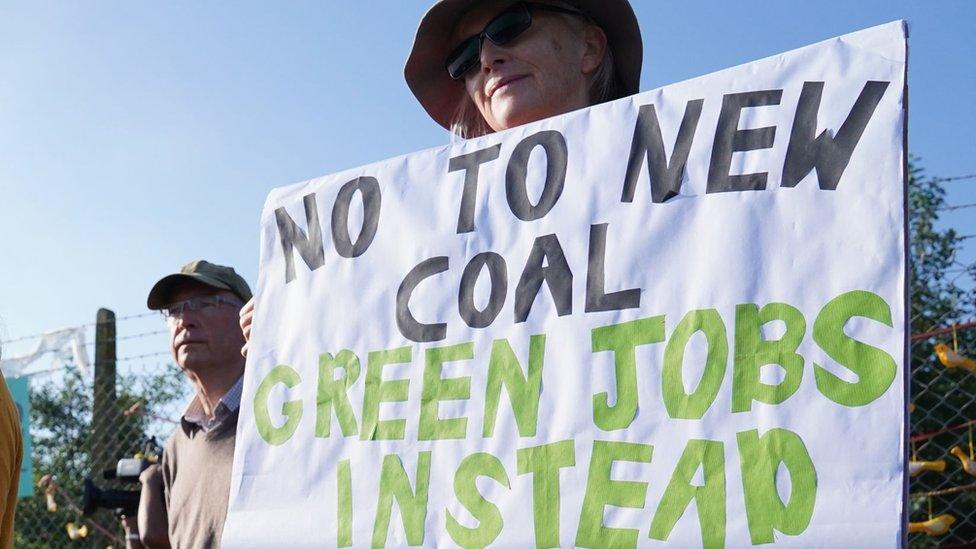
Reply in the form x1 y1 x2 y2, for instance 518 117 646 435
446 2 588 80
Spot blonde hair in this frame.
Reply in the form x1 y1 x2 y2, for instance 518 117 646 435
450 95 494 140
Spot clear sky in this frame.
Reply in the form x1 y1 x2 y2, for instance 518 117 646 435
1 1 974 371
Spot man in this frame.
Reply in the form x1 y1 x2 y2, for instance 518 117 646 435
134 260 251 549
0 359 23 549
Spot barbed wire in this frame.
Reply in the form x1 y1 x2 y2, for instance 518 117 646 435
92 329 168 344
0 330 169 364
76 329 169 347
15 365 76 379
0 311 160 345
909 253 976 326
939 203 976 212
117 351 171 362
931 174 976 184
6 351 174 379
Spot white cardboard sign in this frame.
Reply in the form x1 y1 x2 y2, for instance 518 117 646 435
224 21 907 548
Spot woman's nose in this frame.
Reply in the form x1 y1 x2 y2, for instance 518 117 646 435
479 38 510 74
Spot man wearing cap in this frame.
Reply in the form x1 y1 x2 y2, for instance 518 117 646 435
133 260 251 549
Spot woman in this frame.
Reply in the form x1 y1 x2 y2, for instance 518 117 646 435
240 0 643 348
403 0 642 138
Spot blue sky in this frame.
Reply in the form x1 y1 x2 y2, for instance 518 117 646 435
1 1 974 371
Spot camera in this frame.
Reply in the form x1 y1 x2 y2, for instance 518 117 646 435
82 438 161 516
82 479 140 517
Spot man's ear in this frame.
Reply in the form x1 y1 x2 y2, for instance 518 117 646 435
580 24 608 75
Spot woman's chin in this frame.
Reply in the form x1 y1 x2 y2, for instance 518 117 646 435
489 105 549 132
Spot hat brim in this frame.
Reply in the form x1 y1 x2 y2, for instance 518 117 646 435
404 0 643 133
146 273 236 309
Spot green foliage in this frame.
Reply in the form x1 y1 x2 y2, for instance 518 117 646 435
15 365 185 548
909 160 975 333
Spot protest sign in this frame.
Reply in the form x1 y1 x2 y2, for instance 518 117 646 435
224 20 908 548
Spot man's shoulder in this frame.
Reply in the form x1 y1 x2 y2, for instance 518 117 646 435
159 420 195 472
159 426 180 472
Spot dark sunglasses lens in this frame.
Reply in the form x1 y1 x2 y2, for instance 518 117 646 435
447 37 481 79
484 7 531 45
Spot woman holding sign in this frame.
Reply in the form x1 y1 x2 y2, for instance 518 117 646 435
239 0 643 346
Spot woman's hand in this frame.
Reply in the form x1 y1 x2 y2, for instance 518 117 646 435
239 298 255 358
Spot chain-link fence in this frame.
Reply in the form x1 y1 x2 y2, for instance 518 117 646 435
909 327 976 547
10 310 187 548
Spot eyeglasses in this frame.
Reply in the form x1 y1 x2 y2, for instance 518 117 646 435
160 295 243 322
446 2 588 80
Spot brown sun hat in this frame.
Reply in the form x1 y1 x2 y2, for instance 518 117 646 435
404 0 643 132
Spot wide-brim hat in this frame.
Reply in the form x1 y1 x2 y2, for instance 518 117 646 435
404 0 643 132
147 259 253 309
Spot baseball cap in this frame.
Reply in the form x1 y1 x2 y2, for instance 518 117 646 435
146 260 253 310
